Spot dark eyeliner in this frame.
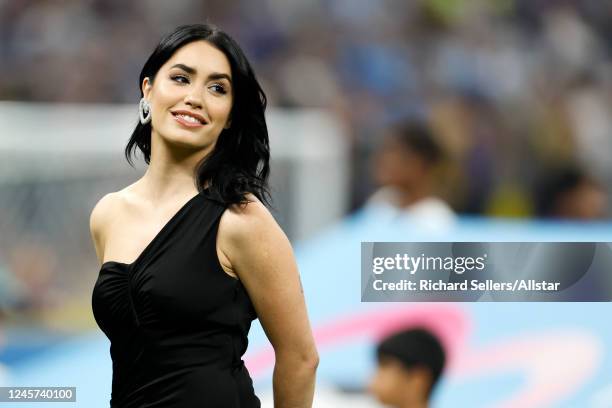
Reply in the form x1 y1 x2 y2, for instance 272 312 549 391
171 74 189 84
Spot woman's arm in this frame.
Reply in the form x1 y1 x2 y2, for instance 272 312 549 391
218 196 319 408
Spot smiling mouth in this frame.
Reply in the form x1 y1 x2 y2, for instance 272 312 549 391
172 112 206 124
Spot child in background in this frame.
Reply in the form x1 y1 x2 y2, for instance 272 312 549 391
368 328 446 408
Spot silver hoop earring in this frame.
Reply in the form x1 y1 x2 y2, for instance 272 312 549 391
139 97 152 124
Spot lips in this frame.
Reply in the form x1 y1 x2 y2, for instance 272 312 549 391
170 110 208 127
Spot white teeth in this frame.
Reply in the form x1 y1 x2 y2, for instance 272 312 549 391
176 114 203 124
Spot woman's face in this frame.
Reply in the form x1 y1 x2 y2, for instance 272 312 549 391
142 40 233 152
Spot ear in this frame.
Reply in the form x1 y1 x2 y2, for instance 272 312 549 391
224 117 232 129
141 76 152 100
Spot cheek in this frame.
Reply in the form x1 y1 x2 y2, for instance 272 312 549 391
150 86 183 124
152 81 183 106
208 97 233 123
370 368 398 402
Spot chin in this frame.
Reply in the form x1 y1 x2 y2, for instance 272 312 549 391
166 130 220 151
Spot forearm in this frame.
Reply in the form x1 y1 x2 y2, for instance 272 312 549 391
272 354 318 408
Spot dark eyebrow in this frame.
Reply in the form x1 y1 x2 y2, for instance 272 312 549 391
170 64 232 84
208 72 232 84
170 63 196 74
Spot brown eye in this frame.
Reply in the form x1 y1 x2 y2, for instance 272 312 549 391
171 75 189 84
210 83 227 94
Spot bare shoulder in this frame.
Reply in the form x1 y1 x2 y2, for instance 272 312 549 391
89 188 132 263
90 193 117 234
90 183 142 231
218 193 280 243
217 193 290 276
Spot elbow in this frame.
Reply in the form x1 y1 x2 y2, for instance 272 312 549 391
294 349 319 372
276 348 319 371
299 344 319 371
306 350 319 371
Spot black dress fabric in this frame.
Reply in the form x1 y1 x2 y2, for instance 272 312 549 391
91 189 260 407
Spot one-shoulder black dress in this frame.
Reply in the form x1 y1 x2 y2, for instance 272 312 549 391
91 189 260 407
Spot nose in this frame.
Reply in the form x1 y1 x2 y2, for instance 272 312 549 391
184 89 204 109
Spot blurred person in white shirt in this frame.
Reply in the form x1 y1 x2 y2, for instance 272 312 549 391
366 119 455 230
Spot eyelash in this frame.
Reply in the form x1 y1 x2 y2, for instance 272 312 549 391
170 75 227 94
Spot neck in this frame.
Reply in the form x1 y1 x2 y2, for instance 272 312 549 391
137 131 214 201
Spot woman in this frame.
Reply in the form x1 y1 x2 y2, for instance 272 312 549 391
90 23 318 407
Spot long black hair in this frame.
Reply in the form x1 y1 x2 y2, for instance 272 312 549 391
125 23 271 207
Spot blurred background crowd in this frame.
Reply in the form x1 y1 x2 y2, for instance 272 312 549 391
2 0 612 216
1 1 612 405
